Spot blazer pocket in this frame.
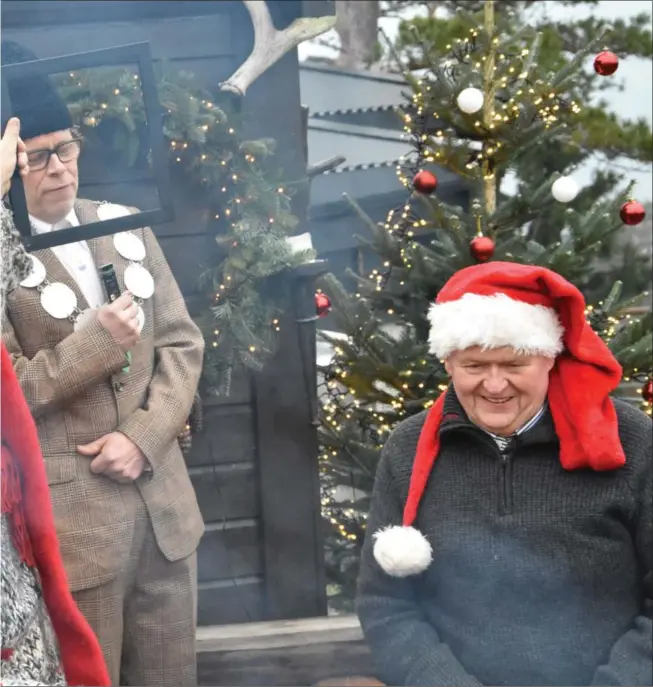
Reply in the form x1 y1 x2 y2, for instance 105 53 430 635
43 455 132 592
45 455 78 486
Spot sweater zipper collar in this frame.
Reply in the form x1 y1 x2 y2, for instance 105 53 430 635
440 391 554 447
439 392 551 516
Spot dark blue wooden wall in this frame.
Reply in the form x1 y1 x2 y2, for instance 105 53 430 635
2 0 328 628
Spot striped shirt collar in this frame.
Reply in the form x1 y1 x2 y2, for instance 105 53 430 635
481 403 548 452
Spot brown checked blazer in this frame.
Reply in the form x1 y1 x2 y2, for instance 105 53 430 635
2 199 205 593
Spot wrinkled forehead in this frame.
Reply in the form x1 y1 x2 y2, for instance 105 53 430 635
24 128 73 151
450 346 542 364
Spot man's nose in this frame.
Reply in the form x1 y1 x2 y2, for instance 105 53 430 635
46 153 66 174
482 367 509 395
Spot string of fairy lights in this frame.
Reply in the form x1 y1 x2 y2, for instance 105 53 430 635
166 101 291 361
319 25 652 545
585 302 653 416
63 68 294 371
320 302 652 545
319 335 452 543
372 25 652 409
373 27 583 296
319 307 652 546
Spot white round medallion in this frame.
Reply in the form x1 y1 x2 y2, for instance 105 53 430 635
136 305 145 333
20 255 47 288
114 232 146 262
40 283 77 319
74 308 98 332
97 202 131 221
124 264 154 300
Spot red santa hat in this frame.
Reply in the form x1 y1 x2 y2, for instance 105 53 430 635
372 262 625 578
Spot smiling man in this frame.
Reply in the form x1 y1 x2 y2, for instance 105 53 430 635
1 41 205 686
444 344 554 439
356 262 652 687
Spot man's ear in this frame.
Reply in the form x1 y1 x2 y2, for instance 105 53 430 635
443 357 452 376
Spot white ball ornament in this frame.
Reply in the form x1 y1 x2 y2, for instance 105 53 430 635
457 87 484 114
551 176 579 203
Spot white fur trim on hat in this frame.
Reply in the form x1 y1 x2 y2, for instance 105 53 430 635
428 293 564 360
373 525 433 577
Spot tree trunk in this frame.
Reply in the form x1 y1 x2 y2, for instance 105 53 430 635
334 0 380 70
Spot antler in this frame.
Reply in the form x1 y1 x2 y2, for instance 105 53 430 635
307 155 346 178
220 0 336 96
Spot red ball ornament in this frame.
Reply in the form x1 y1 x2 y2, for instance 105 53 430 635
594 50 619 76
620 200 646 226
413 170 438 195
470 235 495 262
315 293 332 318
642 379 653 404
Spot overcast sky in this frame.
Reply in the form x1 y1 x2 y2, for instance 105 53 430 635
299 0 652 202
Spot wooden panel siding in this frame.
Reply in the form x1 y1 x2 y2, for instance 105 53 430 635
4 15 234 60
189 463 259 522
186 406 256 468
196 615 376 686
199 521 262 583
197 578 266 627
1 1 242 29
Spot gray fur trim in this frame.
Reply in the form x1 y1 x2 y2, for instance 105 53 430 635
1 203 31 313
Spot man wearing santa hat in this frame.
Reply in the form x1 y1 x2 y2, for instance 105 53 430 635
356 262 652 686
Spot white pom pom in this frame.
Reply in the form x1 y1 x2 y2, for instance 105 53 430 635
372 525 432 577
551 176 579 203
456 87 484 114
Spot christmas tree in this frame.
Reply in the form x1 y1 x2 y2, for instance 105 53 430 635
318 0 653 609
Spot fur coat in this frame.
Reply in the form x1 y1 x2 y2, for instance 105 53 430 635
1 203 110 686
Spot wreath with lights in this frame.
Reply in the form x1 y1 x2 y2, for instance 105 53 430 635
54 63 315 399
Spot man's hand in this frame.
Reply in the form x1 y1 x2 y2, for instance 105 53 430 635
97 292 140 351
77 432 148 483
1 118 29 197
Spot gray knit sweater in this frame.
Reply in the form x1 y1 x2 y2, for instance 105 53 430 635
356 392 652 686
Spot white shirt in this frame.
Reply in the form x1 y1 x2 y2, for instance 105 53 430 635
30 209 106 310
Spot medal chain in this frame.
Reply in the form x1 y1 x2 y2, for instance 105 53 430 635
34 277 84 323
22 211 152 323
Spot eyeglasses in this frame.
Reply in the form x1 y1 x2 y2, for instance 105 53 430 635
26 138 83 171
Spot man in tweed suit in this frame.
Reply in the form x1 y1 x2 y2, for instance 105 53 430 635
2 41 205 686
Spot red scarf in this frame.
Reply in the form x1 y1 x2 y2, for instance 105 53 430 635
1 343 110 686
